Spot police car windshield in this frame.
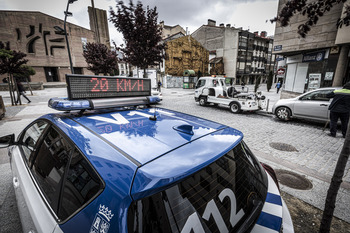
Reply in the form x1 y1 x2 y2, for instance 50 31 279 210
127 141 268 232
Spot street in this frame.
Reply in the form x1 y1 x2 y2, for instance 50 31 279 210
0 85 349 232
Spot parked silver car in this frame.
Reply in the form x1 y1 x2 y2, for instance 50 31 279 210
272 87 341 122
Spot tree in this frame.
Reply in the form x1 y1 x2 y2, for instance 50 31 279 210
320 118 350 233
83 42 119 76
14 65 36 81
0 41 28 105
271 0 349 37
14 65 36 95
109 0 165 78
267 71 273 92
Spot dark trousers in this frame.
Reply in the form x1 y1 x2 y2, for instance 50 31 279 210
329 111 349 137
16 92 30 103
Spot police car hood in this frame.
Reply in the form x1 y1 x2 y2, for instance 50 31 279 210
72 108 243 166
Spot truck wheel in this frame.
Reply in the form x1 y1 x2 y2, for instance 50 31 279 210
230 102 241 113
199 97 207 106
275 107 291 121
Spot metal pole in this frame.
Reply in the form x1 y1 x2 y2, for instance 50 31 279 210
64 0 74 74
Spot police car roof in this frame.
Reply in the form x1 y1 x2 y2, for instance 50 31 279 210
43 107 243 197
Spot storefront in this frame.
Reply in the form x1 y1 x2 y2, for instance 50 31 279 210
284 48 341 93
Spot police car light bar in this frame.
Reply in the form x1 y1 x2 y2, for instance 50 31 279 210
48 74 160 111
66 74 151 100
48 96 160 111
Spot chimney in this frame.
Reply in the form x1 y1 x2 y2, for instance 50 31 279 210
254 31 259 36
226 24 231 27
220 23 224 27
260 31 267 37
208 19 216 26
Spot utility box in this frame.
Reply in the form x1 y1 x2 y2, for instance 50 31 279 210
0 96 5 120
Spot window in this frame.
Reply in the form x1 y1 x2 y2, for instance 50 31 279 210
31 127 72 212
300 90 334 101
30 126 103 221
127 142 267 233
196 79 206 89
58 149 103 220
20 120 48 162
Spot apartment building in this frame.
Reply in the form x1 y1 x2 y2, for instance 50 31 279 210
192 19 275 85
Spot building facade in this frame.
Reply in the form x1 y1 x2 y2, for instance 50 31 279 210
163 36 209 76
236 31 274 84
160 21 186 39
0 9 110 83
192 19 275 84
88 6 110 48
192 20 240 79
273 0 350 96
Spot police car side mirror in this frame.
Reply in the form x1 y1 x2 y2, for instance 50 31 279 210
0 134 15 148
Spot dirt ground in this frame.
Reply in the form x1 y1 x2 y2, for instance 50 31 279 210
281 192 350 233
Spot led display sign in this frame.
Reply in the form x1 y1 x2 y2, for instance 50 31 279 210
66 74 151 100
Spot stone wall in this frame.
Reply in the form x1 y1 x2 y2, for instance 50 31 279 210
0 82 44 91
163 76 183 88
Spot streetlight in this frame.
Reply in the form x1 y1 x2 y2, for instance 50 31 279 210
64 0 78 74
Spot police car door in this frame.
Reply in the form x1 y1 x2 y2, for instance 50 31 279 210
11 120 61 233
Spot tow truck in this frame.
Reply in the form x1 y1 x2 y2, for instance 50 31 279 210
194 76 266 113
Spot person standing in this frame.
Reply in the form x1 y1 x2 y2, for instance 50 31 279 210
157 80 162 92
326 82 350 138
16 80 31 104
275 81 282 93
241 81 245 91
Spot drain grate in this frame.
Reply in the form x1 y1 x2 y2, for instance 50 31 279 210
275 169 313 190
269 142 298 152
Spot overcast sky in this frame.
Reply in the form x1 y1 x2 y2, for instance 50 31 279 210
0 0 279 46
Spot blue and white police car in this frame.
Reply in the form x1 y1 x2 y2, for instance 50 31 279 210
0 75 294 233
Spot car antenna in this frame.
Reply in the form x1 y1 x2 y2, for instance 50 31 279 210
149 103 157 121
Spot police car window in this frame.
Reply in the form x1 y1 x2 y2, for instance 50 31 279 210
30 126 103 221
58 149 103 220
20 121 48 162
127 142 268 233
31 126 72 213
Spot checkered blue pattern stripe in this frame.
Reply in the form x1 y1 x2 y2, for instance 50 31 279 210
251 174 283 233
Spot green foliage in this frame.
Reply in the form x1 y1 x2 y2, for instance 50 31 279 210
14 65 36 80
109 1 165 72
0 41 28 75
267 71 273 92
82 42 119 75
